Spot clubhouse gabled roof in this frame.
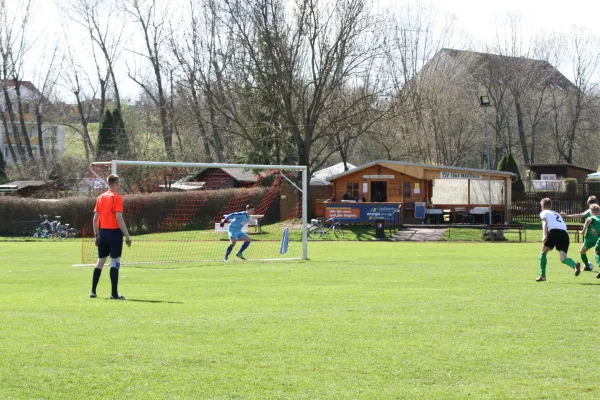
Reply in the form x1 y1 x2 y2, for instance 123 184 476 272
327 160 514 181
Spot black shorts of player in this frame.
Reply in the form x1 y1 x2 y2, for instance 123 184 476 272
544 229 570 252
98 229 124 259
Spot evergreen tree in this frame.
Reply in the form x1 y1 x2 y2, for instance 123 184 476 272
96 110 116 160
498 153 525 195
112 109 130 157
0 146 7 183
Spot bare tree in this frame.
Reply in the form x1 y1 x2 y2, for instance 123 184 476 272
126 0 174 160
204 0 388 177
0 0 33 167
552 28 600 164
385 3 476 166
170 0 228 162
28 43 64 171
60 38 98 163
68 0 126 116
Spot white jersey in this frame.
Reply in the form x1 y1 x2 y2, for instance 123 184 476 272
539 209 567 231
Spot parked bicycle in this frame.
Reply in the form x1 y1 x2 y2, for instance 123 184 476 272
308 217 344 239
32 215 77 239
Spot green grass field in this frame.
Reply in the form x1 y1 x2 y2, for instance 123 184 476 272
2 240 600 399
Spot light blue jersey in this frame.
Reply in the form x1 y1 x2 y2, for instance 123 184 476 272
224 211 250 232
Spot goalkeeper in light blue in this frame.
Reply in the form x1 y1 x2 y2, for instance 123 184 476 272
220 204 255 261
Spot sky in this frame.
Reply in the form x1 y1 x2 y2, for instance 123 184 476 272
21 0 600 101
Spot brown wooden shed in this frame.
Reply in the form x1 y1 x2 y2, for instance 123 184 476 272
527 163 595 182
326 160 514 224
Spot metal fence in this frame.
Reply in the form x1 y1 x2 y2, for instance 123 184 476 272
511 192 589 222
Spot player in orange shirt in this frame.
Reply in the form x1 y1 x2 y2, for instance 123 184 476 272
90 174 132 299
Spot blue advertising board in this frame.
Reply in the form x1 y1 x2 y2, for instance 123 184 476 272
414 202 426 219
325 203 401 223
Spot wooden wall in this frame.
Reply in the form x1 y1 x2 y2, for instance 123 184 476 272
331 165 427 204
311 185 334 218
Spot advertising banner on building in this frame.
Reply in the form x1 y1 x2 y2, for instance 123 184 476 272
325 203 401 223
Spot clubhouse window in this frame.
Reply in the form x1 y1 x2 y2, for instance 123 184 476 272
346 183 359 199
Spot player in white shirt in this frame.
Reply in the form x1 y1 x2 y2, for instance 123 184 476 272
537 198 580 282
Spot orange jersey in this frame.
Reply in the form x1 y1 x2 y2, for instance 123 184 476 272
94 190 124 230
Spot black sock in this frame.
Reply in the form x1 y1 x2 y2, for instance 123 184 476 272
91 268 102 294
109 268 119 297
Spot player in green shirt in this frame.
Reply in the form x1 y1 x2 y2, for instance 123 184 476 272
579 204 600 278
562 196 598 271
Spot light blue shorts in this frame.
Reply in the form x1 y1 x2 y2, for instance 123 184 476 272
228 231 249 240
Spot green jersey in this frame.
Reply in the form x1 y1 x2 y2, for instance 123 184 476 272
583 215 600 249
589 216 600 236
584 210 592 218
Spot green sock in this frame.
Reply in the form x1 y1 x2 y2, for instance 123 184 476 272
540 253 547 276
582 253 589 266
595 254 600 266
563 258 577 269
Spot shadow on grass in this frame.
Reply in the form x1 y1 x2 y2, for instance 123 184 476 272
126 299 184 304
127 265 210 270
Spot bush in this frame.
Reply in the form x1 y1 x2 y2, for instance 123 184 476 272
498 154 525 196
588 182 600 197
0 188 271 236
564 178 578 193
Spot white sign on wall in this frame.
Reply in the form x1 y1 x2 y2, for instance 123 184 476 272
440 172 483 180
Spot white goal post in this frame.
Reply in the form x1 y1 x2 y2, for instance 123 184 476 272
76 160 308 266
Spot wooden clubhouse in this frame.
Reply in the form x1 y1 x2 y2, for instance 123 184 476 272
324 160 515 225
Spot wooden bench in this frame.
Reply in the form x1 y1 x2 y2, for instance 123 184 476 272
485 224 526 242
566 224 583 243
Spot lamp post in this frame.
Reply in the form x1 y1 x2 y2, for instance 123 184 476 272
479 95 492 226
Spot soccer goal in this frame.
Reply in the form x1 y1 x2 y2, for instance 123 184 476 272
76 160 308 266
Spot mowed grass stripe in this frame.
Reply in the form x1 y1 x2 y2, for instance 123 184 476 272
1 241 599 399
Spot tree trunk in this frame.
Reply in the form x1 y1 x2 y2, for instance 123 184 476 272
207 101 224 162
74 91 94 163
110 67 121 113
34 102 46 168
1 110 20 171
169 70 183 154
153 59 173 159
13 83 35 161
530 124 536 165
98 78 107 123
2 86 26 164
158 98 173 159
190 81 213 161
514 98 530 165
565 95 584 164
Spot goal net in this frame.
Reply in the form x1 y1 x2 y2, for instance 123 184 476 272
78 160 308 266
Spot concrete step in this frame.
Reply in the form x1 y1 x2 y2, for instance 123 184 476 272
391 228 447 242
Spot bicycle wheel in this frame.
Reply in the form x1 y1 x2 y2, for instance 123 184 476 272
56 227 68 240
333 224 344 239
308 225 323 239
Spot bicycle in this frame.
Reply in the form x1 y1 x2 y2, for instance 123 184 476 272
308 218 344 239
33 215 76 239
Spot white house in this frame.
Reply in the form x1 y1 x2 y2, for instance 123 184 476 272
0 81 66 167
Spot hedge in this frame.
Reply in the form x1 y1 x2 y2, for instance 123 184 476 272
564 178 578 194
0 188 273 236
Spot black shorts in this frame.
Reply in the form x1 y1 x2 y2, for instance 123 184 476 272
544 229 570 252
98 229 123 259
